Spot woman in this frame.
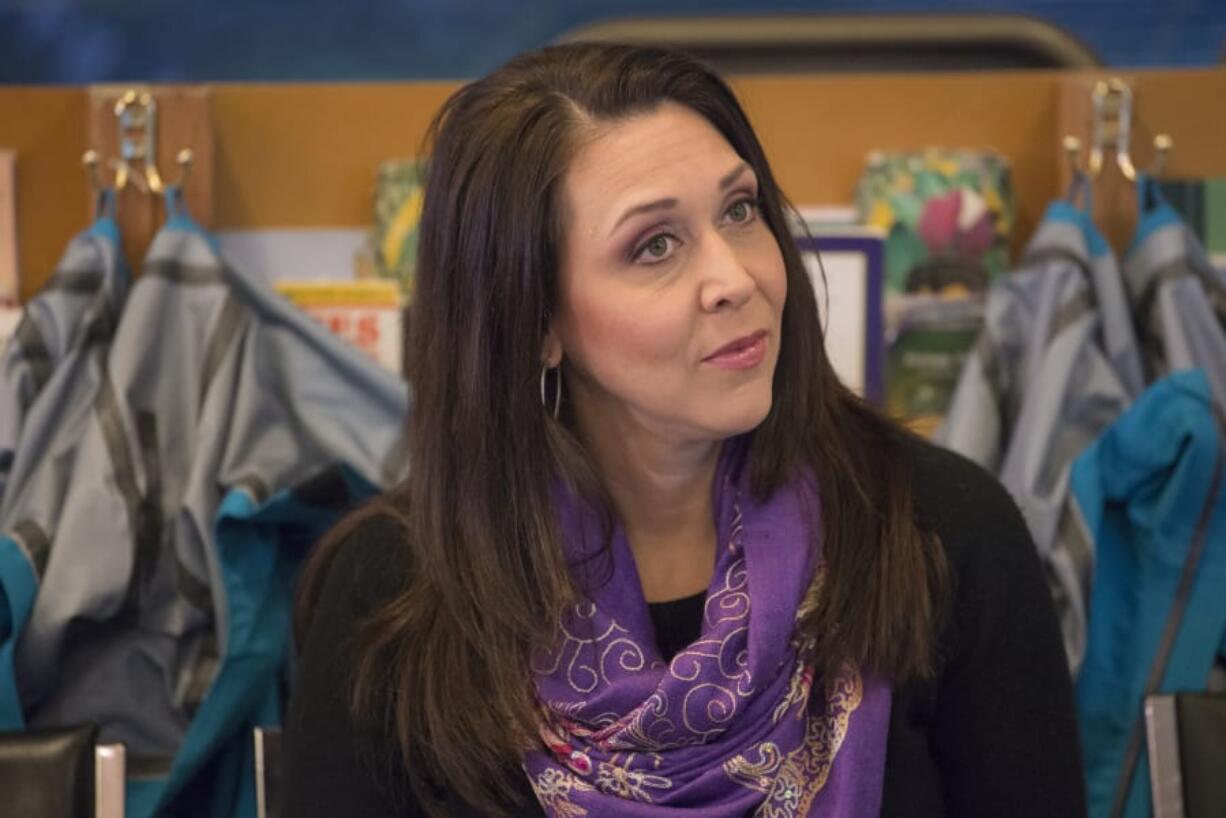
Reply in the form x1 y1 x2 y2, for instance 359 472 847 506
285 44 1084 818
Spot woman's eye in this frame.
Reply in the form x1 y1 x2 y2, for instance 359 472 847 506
725 198 758 225
634 233 677 264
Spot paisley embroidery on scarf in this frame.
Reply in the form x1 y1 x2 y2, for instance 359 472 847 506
771 660 815 725
529 602 655 694
527 464 893 818
723 663 864 817
532 505 754 755
528 768 596 818
594 753 674 802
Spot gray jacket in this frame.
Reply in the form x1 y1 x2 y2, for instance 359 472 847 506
1124 177 1226 413
1 196 408 818
0 207 128 508
939 199 1144 673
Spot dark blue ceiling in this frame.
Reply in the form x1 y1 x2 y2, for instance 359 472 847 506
1 0 1223 83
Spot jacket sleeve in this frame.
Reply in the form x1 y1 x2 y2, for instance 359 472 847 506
282 515 418 818
918 443 1088 818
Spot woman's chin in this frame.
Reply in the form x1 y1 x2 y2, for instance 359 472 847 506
695 391 774 440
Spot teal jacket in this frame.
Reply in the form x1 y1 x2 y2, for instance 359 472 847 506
1072 369 1226 818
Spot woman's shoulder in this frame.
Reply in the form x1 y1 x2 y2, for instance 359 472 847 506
285 506 420 818
895 431 1034 576
298 504 413 640
329 505 411 575
880 437 1086 818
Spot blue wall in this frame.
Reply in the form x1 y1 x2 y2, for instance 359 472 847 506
1 0 1224 83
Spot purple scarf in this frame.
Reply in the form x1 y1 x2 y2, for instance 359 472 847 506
525 443 892 817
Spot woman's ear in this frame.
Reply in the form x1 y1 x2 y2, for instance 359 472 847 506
541 325 563 369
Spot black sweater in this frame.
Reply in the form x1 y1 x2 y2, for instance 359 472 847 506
283 439 1087 817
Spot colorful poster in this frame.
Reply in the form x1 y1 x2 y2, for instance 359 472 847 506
855 150 1009 432
856 149 1014 295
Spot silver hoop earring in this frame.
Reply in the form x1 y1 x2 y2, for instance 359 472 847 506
540 366 562 420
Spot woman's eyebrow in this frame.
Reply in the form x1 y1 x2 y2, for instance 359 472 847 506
718 163 751 191
609 197 679 237
607 163 752 238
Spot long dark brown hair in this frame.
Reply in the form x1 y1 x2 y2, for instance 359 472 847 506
296 43 947 816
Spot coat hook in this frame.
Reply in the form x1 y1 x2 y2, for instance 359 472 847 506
1062 135 1083 177
173 149 194 188
1150 134 1174 177
103 89 192 194
1089 78 1136 182
82 149 107 192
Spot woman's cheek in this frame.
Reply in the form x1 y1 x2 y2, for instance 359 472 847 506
747 233 788 311
570 284 692 371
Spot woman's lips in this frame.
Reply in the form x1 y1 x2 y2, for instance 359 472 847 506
703 330 768 370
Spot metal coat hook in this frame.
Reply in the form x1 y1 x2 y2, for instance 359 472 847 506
1089 78 1136 182
1063 79 1173 185
83 149 106 192
1150 134 1174 177
1060 135 1092 207
81 89 194 195
114 90 159 192
173 149 195 189
1062 135 1084 178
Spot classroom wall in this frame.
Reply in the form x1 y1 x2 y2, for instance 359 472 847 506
3 67 1226 301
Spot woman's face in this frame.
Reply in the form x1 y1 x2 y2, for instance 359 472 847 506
549 102 787 447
